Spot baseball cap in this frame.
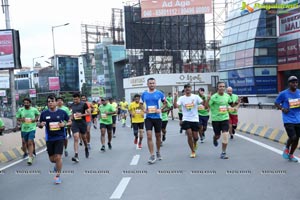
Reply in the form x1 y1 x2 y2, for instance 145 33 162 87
288 76 298 82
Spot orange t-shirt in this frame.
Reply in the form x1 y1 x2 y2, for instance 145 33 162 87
85 102 92 122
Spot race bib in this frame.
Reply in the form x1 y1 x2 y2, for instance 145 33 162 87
49 122 60 131
101 113 108 119
25 118 32 124
135 109 142 114
289 98 300 109
148 106 157 113
228 107 235 113
74 113 82 120
185 103 194 110
219 106 228 114
198 104 205 111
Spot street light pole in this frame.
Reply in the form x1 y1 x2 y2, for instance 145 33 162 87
51 23 70 96
31 55 44 89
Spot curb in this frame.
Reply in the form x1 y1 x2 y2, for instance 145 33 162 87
0 138 46 163
236 122 289 145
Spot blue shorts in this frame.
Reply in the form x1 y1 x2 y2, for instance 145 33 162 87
199 115 209 127
21 130 36 141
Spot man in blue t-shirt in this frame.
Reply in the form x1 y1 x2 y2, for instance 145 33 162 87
140 77 165 164
275 76 300 162
39 95 71 184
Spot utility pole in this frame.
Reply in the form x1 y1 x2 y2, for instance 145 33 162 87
2 0 17 127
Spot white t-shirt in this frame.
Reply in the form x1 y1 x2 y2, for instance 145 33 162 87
177 94 203 122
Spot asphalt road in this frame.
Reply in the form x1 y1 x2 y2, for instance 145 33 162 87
0 119 299 200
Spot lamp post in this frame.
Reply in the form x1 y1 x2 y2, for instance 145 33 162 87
51 23 70 95
31 55 44 89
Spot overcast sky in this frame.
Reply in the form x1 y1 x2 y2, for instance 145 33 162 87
0 0 128 68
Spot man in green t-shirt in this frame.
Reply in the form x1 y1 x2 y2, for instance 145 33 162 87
166 93 174 120
198 88 210 143
226 87 240 139
98 98 116 152
16 98 40 165
161 99 172 145
206 82 234 159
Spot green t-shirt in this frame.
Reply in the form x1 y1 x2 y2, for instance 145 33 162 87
16 107 40 132
166 96 173 105
0 118 4 128
228 94 239 115
209 93 232 121
58 106 71 116
161 101 172 121
198 95 209 116
98 104 116 125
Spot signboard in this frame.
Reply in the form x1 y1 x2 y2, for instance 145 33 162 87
141 0 212 18
15 93 19 101
286 39 298 55
255 76 277 86
0 76 9 88
279 11 300 36
278 0 298 5
0 90 6 96
48 77 60 91
277 42 286 57
29 89 36 98
254 68 277 76
0 29 22 69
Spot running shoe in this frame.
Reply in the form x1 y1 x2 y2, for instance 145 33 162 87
282 147 289 160
134 137 138 145
213 137 218 147
179 128 183 134
79 141 83 146
230 135 234 139
162 134 166 142
289 154 298 162
71 156 79 163
27 156 34 165
64 150 68 157
200 138 204 143
138 143 142 149
148 155 156 164
54 176 62 184
190 152 196 158
194 142 198 151
100 145 105 152
156 152 162 160
220 152 229 159
108 142 112 150
85 148 89 158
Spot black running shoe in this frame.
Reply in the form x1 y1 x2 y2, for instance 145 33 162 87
108 142 112 150
71 156 79 163
85 148 89 158
100 145 105 152
162 134 166 142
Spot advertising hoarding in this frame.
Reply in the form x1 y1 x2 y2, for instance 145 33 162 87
141 0 212 18
48 77 60 91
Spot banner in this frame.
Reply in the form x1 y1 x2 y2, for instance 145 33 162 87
141 0 212 18
0 30 14 69
48 77 60 91
29 89 36 98
279 11 300 36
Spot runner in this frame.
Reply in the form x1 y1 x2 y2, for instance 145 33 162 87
70 93 90 162
174 84 203 158
178 90 185 134
206 81 233 159
91 100 99 129
81 95 92 149
16 98 40 165
226 87 240 139
161 98 172 145
275 76 300 162
198 88 210 143
38 95 71 184
109 98 118 138
128 94 145 149
140 77 165 164
56 97 71 157
119 98 129 127
166 92 174 120
99 98 116 152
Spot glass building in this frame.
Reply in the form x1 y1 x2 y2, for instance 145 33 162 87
219 0 278 97
57 56 80 92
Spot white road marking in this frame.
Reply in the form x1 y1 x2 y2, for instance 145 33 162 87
130 155 140 165
110 177 131 199
0 148 47 171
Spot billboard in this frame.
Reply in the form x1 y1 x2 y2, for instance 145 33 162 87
141 0 212 18
29 89 36 98
279 11 300 36
48 77 60 91
0 29 22 69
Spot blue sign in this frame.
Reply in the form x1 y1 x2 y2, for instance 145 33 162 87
255 76 277 86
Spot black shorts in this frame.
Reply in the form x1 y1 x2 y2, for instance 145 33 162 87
46 140 64 157
162 121 168 129
284 123 300 139
100 123 113 131
71 121 87 134
145 118 162 133
92 114 98 120
112 116 117 124
199 115 209 127
178 113 183 121
182 121 199 132
212 120 229 136
132 122 144 131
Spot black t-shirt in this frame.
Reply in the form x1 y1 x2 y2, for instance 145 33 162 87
71 102 88 122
